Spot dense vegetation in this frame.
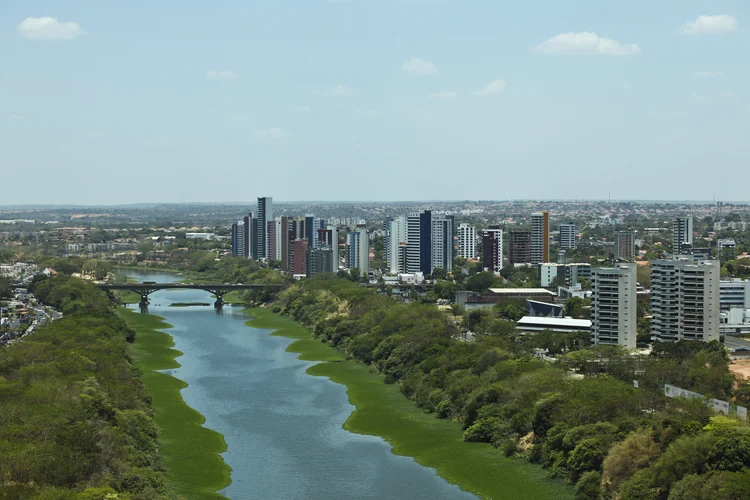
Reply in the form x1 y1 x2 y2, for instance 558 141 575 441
0 276 173 499
273 278 750 500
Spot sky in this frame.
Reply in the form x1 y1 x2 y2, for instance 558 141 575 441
1 0 748 205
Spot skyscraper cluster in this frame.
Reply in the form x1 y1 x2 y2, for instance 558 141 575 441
232 197 368 279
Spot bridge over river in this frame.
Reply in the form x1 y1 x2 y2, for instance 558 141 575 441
99 282 286 308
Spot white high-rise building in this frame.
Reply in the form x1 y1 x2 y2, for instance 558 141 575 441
651 257 720 342
406 214 421 274
457 223 477 259
430 216 453 273
672 216 694 255
345 225 370 274
559 223 577 250
530 211 549 265
386 216 408 274
591 263 638 349
273 218 282 261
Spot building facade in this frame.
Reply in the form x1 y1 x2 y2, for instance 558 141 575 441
256 197 273 260
559 223 577 250
457 223 477 259
386 216 408 274
590 263 637 349
482 226 503 273
508 230 531 266
720 279 750 311
672 216 694 255
614 231 635 260
307 247 333 279
530 211 549 265
651 257 720 342
345 225 370 274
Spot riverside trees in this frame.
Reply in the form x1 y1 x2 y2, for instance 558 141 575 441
274 278 750 500
0 276 170 498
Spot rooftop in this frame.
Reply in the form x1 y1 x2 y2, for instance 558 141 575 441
488 288 556 296
517 316 592 328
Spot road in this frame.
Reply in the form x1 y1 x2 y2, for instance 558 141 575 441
724 335 750 353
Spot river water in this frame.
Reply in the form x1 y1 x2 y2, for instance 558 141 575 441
124 270 476 500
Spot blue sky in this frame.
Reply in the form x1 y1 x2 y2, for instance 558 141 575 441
1 0 748 204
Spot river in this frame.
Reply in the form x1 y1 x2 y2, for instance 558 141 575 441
124 270 476 500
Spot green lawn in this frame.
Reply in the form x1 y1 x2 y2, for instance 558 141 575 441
119 309 231 500
245 308 574 500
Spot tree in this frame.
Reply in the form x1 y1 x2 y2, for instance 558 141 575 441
575 471 602 500
349 268 361 282
0 277 12 299
466 272 499 293
602 431 661 492
564 297 588 319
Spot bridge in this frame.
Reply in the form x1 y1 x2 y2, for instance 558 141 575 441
99 283 286 308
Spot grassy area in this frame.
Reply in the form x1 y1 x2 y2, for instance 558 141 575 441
119 308 231 499
245 308 573 500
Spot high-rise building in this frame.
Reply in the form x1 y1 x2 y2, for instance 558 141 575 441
291 239 308 276
559 223 577 250
430 215 453 274
386 216 408 274
266 220 277 260
273 218 282 261
482 226 503 273
307 247 334 279
256 197 273 260
530 211 549 265
672 216 694 255
317 225 339 271
345 225 370 274
281 216 290 270
651 257 720 342
508 230 531 266
457 223 477 259
406 213 422 274
614 231 635 260
231 220 246 257
591 263 637 349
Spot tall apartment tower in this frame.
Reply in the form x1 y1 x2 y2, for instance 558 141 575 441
406 214 422 274
508 230 531 266
256 197 273 260
651 257 720 342
615 231 636 260
430 215 453 273
482 226 503 273
590 263 638 349
386 216 408 274
317 225 339 271
345 225 370 274
559 223 577 250
530 211 549 265
457 223 477 259
672 216 694 255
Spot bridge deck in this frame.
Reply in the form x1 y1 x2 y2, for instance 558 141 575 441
99 283 285 291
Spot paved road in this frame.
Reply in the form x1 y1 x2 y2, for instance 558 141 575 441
725 335 750 353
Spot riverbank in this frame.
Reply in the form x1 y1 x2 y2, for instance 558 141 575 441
119 308 231 499
246 307 573 500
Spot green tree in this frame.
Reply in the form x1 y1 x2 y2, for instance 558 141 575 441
466 271 500 293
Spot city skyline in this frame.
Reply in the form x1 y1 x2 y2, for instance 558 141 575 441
2 1 748 204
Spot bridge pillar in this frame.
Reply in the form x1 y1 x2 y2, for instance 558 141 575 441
214 292 224 309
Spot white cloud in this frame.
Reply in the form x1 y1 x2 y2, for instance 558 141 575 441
533 32 641 56
325 84 355 96
623 83 632 90
472 80 506 97
206 70 238 79
403 57 438 75
17 17 86 40
429 91 457 100
356 109 379 118
293 105 311 113
680 15 738 35
695 71 722 78
253 128 285 141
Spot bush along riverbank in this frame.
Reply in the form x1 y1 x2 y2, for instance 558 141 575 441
246 308 571 500
268 278 750 500
0 276 174 499
118 309 231 500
